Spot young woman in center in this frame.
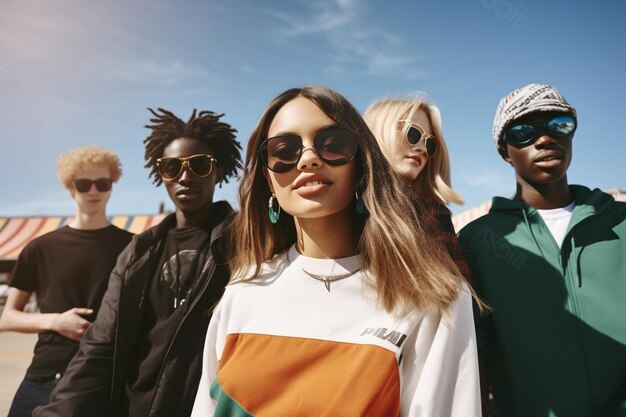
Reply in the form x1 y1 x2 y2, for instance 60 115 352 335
191 86 480 417
364 95 469 276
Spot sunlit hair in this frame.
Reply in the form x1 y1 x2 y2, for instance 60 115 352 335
56 145 122 189
363 94 464 205
230 86 464 313
143 107 242 186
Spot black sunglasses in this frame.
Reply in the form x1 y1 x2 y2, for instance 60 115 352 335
505 115 577 147
73 178 112 193
156 154 217 180
258 127 359 173
402 122 437 158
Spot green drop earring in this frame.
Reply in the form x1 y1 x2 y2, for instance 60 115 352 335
268 194 281 224
355 191 366 215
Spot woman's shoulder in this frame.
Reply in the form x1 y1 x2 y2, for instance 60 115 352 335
443 280 474 324
226 251 290 292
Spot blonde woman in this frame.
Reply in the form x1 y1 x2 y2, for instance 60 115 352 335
364 95 468 276
192 86 480 417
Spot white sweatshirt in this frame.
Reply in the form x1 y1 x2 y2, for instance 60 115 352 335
192 245 481 417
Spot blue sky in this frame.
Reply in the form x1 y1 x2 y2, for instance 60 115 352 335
1 0 624 216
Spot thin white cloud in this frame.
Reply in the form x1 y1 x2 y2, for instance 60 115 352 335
0 192 73 217
256 0 423 78
103 58 218 88
241 64 256 74
324 31 421 76
459 167 510 192
367 54 418 75
264 0 361 36
0 1 217 93
349 28 401 45
0 5 79 62
38 94 84 114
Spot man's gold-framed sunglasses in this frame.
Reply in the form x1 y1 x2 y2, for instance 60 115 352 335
156 154 216 180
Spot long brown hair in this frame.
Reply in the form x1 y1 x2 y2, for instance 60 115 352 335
229 86 463 313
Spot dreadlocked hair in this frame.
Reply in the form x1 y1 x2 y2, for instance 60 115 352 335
144 107 242 186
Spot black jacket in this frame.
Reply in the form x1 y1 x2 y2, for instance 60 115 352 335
34 201 233 417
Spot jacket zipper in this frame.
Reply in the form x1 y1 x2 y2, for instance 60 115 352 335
527 208 595 415
562 230 595 416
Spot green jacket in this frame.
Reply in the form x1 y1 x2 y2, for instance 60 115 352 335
458 185 626 417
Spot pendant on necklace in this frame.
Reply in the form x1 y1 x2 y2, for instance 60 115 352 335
301 268 362 292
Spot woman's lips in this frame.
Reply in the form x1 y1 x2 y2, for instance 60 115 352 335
407 155 423 166
294 180 331 197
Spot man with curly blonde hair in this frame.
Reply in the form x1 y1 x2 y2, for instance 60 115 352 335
1 145 133 417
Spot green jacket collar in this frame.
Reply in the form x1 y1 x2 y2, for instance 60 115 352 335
489 185 614 230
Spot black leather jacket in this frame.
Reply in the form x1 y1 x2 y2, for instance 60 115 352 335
34 202 233 417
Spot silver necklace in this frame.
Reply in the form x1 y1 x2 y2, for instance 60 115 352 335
301 267 362 292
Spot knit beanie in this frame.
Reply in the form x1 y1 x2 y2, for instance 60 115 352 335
492 83 576 149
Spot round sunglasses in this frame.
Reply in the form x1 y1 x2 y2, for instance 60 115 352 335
258 127 359 173
156 154 216 180
504 115 577 147
73 178 112 193
401 122 437 158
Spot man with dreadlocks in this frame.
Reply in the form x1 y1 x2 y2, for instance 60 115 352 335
35 108 242 417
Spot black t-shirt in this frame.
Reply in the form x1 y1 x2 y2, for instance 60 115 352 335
9 225 133 374
123 225 211 416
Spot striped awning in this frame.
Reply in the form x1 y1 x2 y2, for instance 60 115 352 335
451 187 626 233
0 215 167 260
2 189 623 260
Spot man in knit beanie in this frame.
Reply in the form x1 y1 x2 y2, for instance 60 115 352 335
458 84 626 417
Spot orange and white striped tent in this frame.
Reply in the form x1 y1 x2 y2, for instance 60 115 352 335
0 215 167 261
2 189 624 260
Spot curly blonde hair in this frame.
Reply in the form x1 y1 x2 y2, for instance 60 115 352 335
364 94 464 205
56 145 122 189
